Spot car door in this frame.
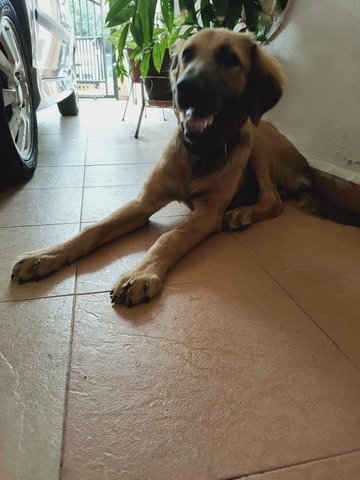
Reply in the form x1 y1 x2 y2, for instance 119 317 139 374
33 0 73 79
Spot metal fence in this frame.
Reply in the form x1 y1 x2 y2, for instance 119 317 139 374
69 0 117 97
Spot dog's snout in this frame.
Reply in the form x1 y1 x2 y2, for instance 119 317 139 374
176 70 220 114
177 75 204 97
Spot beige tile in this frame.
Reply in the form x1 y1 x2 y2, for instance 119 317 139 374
84 163 153 187
61 279 360 480
81 185 141 223
22 166 84 189
37 109 85 137
235 207 360 273
38 134 86 150
236 450 360 480
85 143 159 165
76 219 261 294
76 216 186 293
1 224 78 301
37 148 86 167
37 136 86 166
81 185 190 223
170 230 264 283
0 296 73 480
0 187 83 227
274 265 360 368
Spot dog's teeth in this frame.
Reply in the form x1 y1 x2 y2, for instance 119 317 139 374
186 107 193 117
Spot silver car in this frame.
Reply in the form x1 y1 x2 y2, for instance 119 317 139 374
0 0 78 184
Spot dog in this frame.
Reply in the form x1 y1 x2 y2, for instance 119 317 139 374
11 28 356 306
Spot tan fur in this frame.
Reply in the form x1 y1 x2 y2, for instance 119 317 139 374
12 28 309 306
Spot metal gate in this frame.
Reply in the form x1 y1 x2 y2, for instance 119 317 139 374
69 0 117 97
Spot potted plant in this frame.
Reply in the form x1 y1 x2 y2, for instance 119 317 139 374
106 0 288 97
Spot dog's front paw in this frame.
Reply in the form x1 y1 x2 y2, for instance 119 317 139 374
12 252 65 283
223 208 252 231
110 271 163 307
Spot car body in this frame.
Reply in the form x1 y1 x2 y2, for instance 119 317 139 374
0 0 78 183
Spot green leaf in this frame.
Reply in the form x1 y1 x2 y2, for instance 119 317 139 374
140 51 151 77
106 0 132 24
152 36 167 73
136 1 149 46
224 0 243 30
243 0 261 32
117 23 130 60
108 30 122 46
161 0 174 32
106 6 133 28
131 10 144 48
212 0 229 19
147 0 157 43
183 0 197 25
200 0 214 27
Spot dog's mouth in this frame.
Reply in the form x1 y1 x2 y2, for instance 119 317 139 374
182 107 217 136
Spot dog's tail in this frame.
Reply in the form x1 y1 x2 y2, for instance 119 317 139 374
297 170 360 227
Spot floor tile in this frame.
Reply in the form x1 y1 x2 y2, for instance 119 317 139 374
22 166 84 189
0 296 73 480
37 109 85 138
76 216 185 293
37 131 87 167
84 163 153 187
235 207 360 274
236 450 360 480
0 187 83 227
38 134 87 150
274 265 360 369
1 224 78 301
85 143 160 165
81 185 190 223
61 279 360 480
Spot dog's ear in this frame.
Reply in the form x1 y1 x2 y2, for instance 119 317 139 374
247 42 286 125
169 39 184 87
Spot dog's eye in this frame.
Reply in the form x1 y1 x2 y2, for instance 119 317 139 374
182 47 195 63
218 49 241 68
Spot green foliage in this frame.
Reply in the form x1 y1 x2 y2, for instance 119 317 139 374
106 0 288 79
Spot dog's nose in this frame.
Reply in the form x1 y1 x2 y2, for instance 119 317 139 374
176 74 205 105
176 70 220 114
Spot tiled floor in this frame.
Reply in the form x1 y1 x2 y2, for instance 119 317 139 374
1 99 360 480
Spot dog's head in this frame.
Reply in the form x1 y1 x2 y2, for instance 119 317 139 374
171 28 285 153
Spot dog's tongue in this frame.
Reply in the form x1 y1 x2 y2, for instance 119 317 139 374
184 107 214 133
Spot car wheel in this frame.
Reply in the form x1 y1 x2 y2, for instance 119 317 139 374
0 0 38 184
57 90 79 116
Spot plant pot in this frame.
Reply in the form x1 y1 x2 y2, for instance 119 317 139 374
143 50 172 101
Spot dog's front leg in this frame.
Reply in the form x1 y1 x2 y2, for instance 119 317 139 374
110 197 227 307
11 192 169 284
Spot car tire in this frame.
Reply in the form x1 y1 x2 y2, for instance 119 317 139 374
0 0 38 184
57 90 79 116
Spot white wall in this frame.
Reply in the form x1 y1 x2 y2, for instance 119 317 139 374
266 0 360 184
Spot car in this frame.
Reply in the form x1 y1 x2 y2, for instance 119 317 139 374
0 0 78 184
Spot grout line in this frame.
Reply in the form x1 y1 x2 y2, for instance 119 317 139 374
231 234 360 374
58 132 88 480
270 274 360 373
0 292 76 304
0 222 79 230
58 290 78 480
224 446 360 480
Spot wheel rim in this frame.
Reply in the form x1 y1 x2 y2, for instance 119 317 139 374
0 15 34 163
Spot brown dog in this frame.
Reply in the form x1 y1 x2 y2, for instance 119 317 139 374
11 28 314 306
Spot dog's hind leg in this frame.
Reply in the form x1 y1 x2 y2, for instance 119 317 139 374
11 187 172 284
